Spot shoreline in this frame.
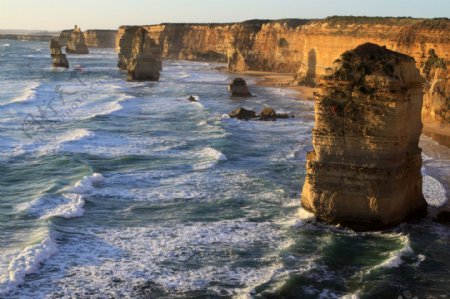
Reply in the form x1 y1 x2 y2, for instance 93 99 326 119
232 71 319 101
236 70 450 149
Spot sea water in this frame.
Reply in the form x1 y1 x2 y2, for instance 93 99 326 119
0 40 449 298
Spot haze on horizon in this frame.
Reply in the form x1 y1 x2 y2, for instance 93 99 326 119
1 0 449 31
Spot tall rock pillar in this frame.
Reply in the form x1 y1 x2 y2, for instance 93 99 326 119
126 27 162 81
50 39 69 68
301 43 427 230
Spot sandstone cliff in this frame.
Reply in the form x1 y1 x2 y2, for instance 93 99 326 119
125 27 162 81
115 17 450 127
50 39 69 68
84 30 116 48
301 43 427 230
60 29 116 48
66 26 89 54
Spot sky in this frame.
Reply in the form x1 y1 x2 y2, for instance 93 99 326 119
0 0 449 31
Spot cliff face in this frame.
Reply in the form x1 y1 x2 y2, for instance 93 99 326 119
66 26 89 54
84 30 116 48
60 29 116 48
301 43 427 230
126 27 162 81
115 17 450 126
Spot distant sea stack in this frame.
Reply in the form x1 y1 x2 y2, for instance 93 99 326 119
50 39 69 68
126 27 162 81
65 26 89 54
301 43 427 230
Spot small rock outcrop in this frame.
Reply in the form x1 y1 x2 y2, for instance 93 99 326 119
301 43 427 230
50 39 69 68
126 27 162 81
66 26 89 54
188 96 197 102
228 78 252 97
229 108 257 120
259 107 277 121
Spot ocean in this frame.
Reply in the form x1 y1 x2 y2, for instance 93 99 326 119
0 40 449 298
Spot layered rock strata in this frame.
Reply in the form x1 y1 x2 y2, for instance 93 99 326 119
301 43 427 230
66 26 89 54
49 39 69 68
60 29 116 48
126 27 162 81
115 17 450 126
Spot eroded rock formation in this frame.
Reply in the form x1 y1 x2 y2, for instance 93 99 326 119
421 49 450 124
114 17 450 127
301 43 427 230
66 26 89 54
229 108 256 120
126 27 162 81
50 39 69 68
60 29 116 48
228 78 252 97
118 26 140 70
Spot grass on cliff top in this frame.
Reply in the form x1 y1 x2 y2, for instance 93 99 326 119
317 16 450 28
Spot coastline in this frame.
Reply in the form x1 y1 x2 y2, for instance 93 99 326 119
238 70 450 149
233 71 319 101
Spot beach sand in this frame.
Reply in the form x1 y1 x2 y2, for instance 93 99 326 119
234 71 319 101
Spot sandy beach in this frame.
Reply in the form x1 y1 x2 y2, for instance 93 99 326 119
233 71 319 101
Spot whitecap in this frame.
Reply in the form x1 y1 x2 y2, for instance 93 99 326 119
39 193 85 219
0 232 58 296
1 81 39 105
37 129 95 155
192 147 227 170
2 43 10 47
68 173 104 194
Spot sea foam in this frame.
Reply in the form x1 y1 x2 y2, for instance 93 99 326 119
423 175 448 207
0 232 58 296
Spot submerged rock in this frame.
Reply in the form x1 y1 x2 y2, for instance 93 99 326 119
229 107 257 120
259 107 277 121
126 27 162 81
50 39 69 68
301 43 427 230
228 78 252 97
66 25 89 54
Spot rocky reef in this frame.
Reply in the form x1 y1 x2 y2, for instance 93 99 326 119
49 39 69 68
125 27 162 81
301 43 427 230
65 26 89 54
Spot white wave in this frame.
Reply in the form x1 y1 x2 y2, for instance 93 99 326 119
39 193 85 219
38 129 95 155
68 173 104 194
2 82 39 105
2 43 10 47
0 232 58 296
39 220 284 296
298 206 316 222
192 147 227 170
85 101 123 119
369 235 413 271
423 175 448 207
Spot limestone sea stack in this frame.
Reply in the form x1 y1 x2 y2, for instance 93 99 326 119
66 25 89 54
301 43 427 230
118 26 140 70
228 78 252 97
50 39 69 68
126 27 162 81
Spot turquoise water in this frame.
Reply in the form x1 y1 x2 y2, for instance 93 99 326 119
0 40 449 298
